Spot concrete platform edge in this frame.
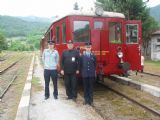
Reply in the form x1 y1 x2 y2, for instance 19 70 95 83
111 75 160 97
15 55 35 120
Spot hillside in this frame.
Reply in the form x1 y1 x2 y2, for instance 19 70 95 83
150 4 160 22
17 16 57 23
0 15 50 37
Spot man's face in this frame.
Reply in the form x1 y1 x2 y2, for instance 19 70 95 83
48 44 54 49
85 45 91 51
67 43 73 50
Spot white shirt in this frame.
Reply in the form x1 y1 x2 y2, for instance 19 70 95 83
141 56 144 66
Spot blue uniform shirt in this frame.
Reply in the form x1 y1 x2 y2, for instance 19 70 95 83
42 49 59 70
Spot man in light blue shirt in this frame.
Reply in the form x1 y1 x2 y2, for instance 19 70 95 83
42 40 59 100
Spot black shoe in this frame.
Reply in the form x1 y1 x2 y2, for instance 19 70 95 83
66 97 72 100
44 96 49 100
54 95 58 99
89 102 94 107
72 98 77 102
83 101 88 105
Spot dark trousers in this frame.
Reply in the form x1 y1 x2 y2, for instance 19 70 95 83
83 77 94 104
64 74 77 99
44 69 58 97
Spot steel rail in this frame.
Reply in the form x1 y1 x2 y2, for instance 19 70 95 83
0 75 17 100
0 57 24 75
143 72 160 77
98 81 160 117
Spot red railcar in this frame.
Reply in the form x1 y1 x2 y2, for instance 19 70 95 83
41 10 142 78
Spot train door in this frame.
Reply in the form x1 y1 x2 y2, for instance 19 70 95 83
107 20 124 73
125 20 142 70
91 19 109 75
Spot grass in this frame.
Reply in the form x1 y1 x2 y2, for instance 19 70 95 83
32 77 43 92
145 60 160 65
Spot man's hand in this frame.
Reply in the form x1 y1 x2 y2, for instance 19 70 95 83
76 70 79 74
61 70 64 75
56 64 60 71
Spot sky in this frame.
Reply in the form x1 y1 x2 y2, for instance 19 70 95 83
0 0 159 18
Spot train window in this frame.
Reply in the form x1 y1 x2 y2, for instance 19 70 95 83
62 23 66 43
56 26 60 44
94 21 103 29
73 21 90 42
126 24 138 44
109 22 122 44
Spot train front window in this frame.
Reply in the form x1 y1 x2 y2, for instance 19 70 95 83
94 21 103 29
109 22 122 44
126 24 138 44
73 21 90 42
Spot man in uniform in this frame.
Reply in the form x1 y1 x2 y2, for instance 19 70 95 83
42 40 59 100
61 40 80 101
80 42 96 106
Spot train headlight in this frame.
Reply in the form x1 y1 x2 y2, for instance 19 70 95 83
117 51 123 58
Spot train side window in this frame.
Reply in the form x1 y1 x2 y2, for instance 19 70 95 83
62 23 66 43
126 24 138 44
56 26 60 44
73 21 90 42
94 21 103 29
109 22 122 44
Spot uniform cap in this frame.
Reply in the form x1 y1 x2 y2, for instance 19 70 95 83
48 40 55 45
85 42 92 46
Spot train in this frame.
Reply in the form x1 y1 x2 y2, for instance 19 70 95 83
40 9 142 79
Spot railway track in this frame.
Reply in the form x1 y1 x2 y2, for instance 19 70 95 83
0 75 17 100
0 57 24 100
143 72 160 77
97 81 160 117
0 53 8 61
0 57 24 75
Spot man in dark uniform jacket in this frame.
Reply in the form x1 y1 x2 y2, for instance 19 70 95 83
80 42 96 106
61 40 80 101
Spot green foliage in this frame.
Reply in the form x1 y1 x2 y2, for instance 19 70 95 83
8 41 31 51
0 30 7 52
0 15 49 37
0 15 50 51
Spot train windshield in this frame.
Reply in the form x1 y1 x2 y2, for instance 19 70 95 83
109 22 122 44
73 21 90 42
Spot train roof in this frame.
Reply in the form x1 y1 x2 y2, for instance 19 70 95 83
54 10 125 22
65 10 125 18
44 10 125 37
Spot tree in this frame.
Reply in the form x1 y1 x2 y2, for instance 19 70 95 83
0 31 7 52
97 0 159 56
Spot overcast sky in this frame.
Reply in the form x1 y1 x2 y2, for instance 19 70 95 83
0 0 159 18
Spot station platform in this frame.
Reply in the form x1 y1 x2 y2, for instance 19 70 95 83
29 56 103 120
110 75 160 97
